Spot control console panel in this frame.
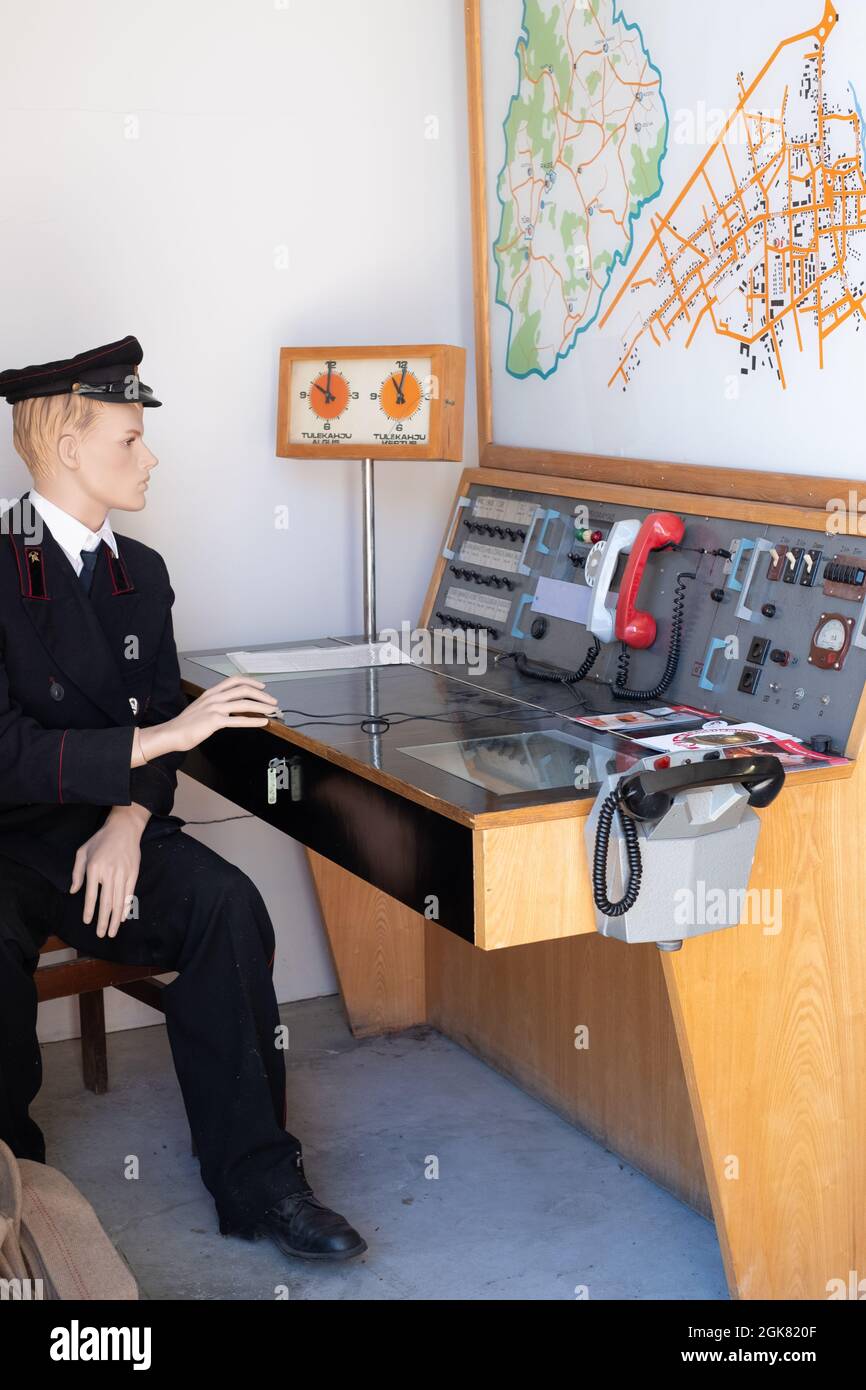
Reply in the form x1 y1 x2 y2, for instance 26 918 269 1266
430 482 866 755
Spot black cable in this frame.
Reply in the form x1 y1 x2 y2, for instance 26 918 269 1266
611 572 696 701
678 546 733 560
592 787 642 917
509 639 601 686
179 814 255 826
271 701 557 735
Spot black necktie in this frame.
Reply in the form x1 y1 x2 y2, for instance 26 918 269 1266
78 546 100 595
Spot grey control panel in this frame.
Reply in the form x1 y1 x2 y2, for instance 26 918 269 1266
430 483 866 754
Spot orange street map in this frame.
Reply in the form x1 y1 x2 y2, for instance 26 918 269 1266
601 1 865 390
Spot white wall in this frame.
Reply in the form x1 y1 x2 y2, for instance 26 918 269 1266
0 0 476 1040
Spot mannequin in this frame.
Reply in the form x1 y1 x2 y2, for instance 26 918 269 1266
0 336 367 1263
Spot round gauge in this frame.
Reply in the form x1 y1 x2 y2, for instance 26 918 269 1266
305 363 351 421
814 618 847 652
809 613 852 670
378 364 426 422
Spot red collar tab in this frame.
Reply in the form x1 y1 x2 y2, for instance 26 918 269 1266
106 545 134 594
22 545 48 599
9 534 135 598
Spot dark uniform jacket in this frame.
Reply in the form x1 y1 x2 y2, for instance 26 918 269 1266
0 491 188 890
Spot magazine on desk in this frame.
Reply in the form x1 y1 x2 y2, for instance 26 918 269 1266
573 707 849 772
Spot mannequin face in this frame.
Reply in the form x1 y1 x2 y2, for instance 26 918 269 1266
53 400 159 527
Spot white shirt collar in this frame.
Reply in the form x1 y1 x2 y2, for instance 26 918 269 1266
27 489 118 578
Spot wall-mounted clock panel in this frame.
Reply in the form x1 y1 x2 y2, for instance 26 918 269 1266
276 344 465 461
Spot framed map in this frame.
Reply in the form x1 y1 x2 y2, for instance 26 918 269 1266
465 0 865 491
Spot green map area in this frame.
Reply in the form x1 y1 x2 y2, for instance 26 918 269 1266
494 0 668 377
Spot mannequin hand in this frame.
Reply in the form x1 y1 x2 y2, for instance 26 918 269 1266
70 806 148 938
138 677 279 760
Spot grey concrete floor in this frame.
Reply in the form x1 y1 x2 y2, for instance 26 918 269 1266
33 996 728 1300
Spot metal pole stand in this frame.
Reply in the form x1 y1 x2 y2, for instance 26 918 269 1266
361 456 377 641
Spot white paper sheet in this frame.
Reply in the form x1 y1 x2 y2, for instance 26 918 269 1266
226 642 412 675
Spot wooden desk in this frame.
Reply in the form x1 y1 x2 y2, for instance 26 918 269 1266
179 637 866 1300
179 647 647 950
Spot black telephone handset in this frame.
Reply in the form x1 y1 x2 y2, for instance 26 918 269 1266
619 755 786 820
593 756 785 918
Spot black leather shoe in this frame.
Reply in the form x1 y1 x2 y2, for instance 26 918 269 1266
220 1157 367 1261
253 1190 368 1262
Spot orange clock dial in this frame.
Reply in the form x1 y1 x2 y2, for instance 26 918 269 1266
278 345 465 459
379 366 425 422
307 366 351 420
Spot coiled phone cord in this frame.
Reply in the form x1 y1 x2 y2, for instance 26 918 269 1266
511 637 601 685
611 571 696 701
592 787 643 916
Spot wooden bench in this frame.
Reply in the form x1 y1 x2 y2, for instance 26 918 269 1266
36 935 171 1096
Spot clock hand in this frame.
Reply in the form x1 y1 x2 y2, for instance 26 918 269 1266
390 375 406 405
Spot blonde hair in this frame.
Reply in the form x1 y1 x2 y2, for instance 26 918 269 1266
11 393 108 482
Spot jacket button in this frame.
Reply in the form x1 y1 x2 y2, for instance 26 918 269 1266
49 681 64 701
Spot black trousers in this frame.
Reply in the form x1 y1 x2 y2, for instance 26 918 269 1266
0 817 308 1232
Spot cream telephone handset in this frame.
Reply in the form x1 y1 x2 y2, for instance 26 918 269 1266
585 518 642 643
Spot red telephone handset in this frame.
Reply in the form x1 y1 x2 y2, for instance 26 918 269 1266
614 512 685 649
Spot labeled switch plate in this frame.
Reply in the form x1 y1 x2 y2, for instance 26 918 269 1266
783 547 804 584
799 550 822 588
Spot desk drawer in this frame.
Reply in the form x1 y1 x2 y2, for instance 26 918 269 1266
182 728 475 943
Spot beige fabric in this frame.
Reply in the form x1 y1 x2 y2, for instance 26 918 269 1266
0 1139 138 1299
0 1138 28 1284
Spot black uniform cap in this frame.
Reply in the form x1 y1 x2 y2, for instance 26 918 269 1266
0 334 161 407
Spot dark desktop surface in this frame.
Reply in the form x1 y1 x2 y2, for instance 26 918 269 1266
178 636 685 817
